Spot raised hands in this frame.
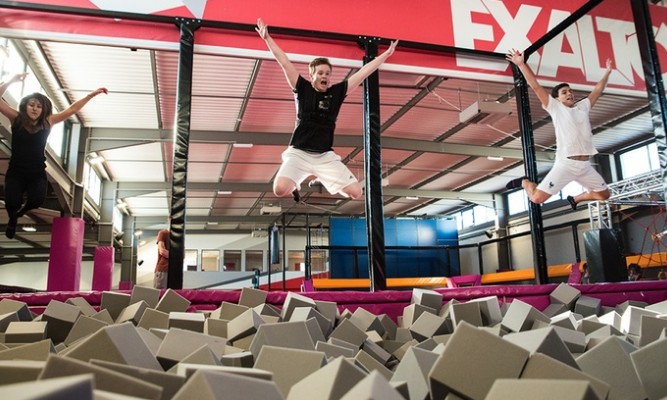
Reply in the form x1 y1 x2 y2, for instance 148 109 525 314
506 49 524 66
256 18 269 40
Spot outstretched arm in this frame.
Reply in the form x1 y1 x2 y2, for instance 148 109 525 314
587 59 612 107
49 87 107 125
506 49 550 107
256 18 299 90
346 41 398 95
0 73 27 123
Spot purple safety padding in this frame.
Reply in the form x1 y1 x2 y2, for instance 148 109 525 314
47 217 84 292
92 246 114 291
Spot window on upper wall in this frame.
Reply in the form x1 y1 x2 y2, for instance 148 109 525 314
84 162 102 206
619 142 659 179
202 250 220 272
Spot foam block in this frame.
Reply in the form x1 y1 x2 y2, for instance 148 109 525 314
39 354 162 399
503 327 578 369
329 318 368 348
177 344 221 366
390 346 438 400
65 297 98 317
520 353 609 400
341 370 404 400
576 336 646 400
210 302 249 320
249 321 316 358
466 296 503 326
42 300 83 344
254 345 326 397
574 296 601 318
64 315 110 346
0 312 18 333
221 351 254 368
486 379 598 400
227 309 264 341
130 285 161 309
0 299 32 322
116 301 149 326
620 306 659 336
137 308 170 331
501 300 550 333
355 349 393 380
550 283 581 309
411 289 443 311
315 341 356 359
172 369 282 400
168 312 206 332
238 287 268 308
90 359 186 400
281 292 316 321
156 328 227 370
639 315 667 346
287 356 367 400
61 322 163 371
204 317 228 338
401 304 436 328
409 311 449 341
4 321 48 343
630 337 667 399
0 374 94 400
0 339 54 361
450 301 483 329
100 292 131 321
0 360 45 385
155 289 190 314
348 307 385 336
429 321 530 400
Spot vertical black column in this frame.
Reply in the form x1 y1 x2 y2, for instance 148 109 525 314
631 0 667 203
361 38 387 291
511 65 548 284
168 18 200 289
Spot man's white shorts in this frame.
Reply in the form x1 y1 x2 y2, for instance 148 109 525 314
536 157 608 195
275 147 358 195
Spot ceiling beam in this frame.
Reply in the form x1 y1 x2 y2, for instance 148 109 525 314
86 128 554 161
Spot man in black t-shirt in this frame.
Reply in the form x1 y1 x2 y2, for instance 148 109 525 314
256 18 397 201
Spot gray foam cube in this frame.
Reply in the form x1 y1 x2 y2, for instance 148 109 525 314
0 359 45 385
390 346 438 400
521 353 609 400
0 299 33 321
100 292 131 321
116 300 149 326
503 327 578 369
130 285 160 309
155 289 190 313
249 320 315 358
137 308 170 331
172 369 283 400
168 311 206 332
0 339 54 361
0 374 94 400
287 356 366 400
630 337 667 400
281 292 316 321
42 300 82 344
65 297 98 317
91 358 186 400
4 321 47 343
341 370 404 400
550 283 581 309
501 299 550 333
156 328 227 370
574 296 601 318
486 379 598 400
239 287 268 308
61 322 163 371
411 288 443 311
429 321 530 400
576 336 646 400
254 345 326 397
64 315 110 346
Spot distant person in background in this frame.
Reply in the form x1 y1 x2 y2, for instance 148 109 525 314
0 72 107 239
153 228 170 289
627 263 643 281
658 270 667 280
251 268 261 289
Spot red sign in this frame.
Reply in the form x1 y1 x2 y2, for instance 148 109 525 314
0 0 665 96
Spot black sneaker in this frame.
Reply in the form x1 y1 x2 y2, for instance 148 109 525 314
292 189 300 203
567 195 577 211
506 176 527 190
5 217 17 239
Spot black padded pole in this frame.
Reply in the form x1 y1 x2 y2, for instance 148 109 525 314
167 18 200 289
511 65 549 284
631 0 667 204
361 38 387 291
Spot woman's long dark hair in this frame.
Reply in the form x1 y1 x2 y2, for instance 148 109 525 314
13 92 53 131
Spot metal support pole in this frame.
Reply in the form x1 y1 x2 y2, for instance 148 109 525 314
361 37 387 291
631 0 667 206
511 64 548 284
168 18 200 289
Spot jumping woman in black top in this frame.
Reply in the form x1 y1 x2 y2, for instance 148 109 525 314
0 73 107 238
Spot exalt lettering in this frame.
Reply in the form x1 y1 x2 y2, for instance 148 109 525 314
451 0 667 91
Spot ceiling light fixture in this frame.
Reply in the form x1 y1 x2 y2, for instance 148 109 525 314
232 143 253 148
406 196 419 200
487 156 504 161
22 225 36 232
217 191 232 195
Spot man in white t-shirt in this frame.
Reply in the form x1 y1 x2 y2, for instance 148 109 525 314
505 49 612 211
